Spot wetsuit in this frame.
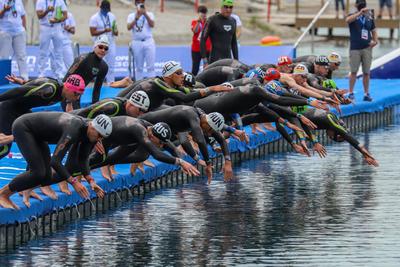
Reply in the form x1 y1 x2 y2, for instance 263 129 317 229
196 66 245 87
303 109 363 153
114 77 208 111
63 52 108 108
8 112 93 192
0 78 64 160
116 78 153 98
295 56 333 79
139 105 230 164
194 84 311 117
71 97 128 118
89 117 179 168
206 59 251 73
200 13 238 63
229 77 261 87
294 55 316 64
305 73 332 92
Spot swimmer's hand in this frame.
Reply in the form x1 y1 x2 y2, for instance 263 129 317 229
206 164 213 184
309 99 329 111
298 115 317 130
95 140 105 155
313 142 327 158
178 158 200 176
71 181 90 199
90 181 105 198
223 160 233 182
232 129 249 143
0 133 13 145
5 74 26 85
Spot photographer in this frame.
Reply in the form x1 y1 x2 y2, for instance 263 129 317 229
127 0 155 80
89 0 118 83
346 0 378 102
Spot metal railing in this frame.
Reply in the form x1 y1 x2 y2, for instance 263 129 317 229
293 0 332 53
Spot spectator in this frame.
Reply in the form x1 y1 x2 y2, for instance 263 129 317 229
0 0 28 81
378 0 393 19
127 0 155 80
61 10 75 69
230 13 242 42
36 0 68 80
335 0 346 18
346 0 378 102
49 9 76 73
89 0 118 83
200 0 238 65
191 5 211 76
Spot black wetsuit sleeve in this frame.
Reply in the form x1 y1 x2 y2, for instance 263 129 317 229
141 138 177 164
307 75 331 92
190 123 211 163
77 142 95 176
265 103 299 118
50 127 79 181
163 141 180 158
231 22 238 60
257 86 308 106
92 64 108 104
200 17 212 59
210 131 230 157
155 79 205 103
0 83 57 102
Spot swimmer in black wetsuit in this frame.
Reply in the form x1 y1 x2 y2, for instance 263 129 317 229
0 113 112 209
86 117 200 180
0 74 86 161
200 0 238 64
139 106 234 181
71 91 150 119
302 109 379 166
196 66 245 87
63 35 109 109
206 59 251 73
115 61 232 110
194 84 327 116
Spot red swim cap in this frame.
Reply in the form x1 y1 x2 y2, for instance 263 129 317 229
277 56 292 66
64 74 85 94
264 68 281 81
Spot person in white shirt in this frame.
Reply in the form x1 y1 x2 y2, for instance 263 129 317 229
89 0 118 83
49 10 75 73
231 13 242 44
61 11 75 69
36 0 68 80
127 0 155 80
0 0 28 81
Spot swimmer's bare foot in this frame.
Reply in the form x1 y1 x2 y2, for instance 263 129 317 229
19 188 42 208
110 165 118 175
0 185 19 209
40 186 58 200
109 77 133 88
143 160 155 168
263 123 276 131
129 163 143 175
101 166 113 181
58 181 72 195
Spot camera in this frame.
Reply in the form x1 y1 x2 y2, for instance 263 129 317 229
137 3 145 9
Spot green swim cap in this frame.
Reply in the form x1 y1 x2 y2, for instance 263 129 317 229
221 0 234 7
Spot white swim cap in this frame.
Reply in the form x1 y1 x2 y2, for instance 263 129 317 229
206 112 225 132
94 34 110 48
162 61 182 77
328 52 342 64
92 114 113 137
128 90 150 111
293 64 309 75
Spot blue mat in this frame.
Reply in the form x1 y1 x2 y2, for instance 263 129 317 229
0 79 399 225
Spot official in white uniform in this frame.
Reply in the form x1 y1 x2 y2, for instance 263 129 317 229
89 0 118 83
61 11 75 69
0 0 28 80
127 0 155 80
36 0 68 80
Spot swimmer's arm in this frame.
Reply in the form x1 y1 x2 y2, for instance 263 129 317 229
51 135 74 181
142 138 177 165
0 85 32 101
211 130 230 157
